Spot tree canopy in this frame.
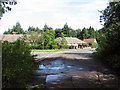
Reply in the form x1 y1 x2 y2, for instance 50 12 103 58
96 1 120 69
4 22 25 34
0 0 17 20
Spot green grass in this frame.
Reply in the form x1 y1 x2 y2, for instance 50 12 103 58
31 49 69 52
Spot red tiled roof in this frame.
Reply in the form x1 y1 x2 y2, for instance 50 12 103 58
83 39 97 43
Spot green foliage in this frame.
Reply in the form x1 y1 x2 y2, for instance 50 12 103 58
61 33 67 44
88 27 96 38
44 29 55 46
28 31 40 43
60 44 69 49
81 28 89 40
76 29 82 39
69 46 74 49
96 2 120 70
62 23 70 37
0 0 17 20
52 45 58 49
29 43 40 49
2 39 37 88
84 43 89 47
55 28 62 38
89 42 98 48
4 22 25 34
27 26 42 33
43 24 53 31
44 45 50 49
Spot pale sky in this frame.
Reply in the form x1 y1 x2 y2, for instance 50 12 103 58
0 0 109 34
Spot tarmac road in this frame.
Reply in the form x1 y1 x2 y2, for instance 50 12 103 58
30 48 120 89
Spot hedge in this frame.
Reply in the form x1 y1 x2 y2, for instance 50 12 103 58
60 44 69 49
52 45 58 49
2 40 38 88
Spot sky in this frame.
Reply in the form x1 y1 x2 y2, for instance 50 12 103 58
0 0 109 34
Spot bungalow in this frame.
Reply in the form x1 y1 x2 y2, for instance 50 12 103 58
0 34 24 43
55 37 86 49
83 39 97 44
0 34 31 43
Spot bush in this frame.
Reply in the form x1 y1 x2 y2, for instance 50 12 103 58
39 45 44 49
44 45 50 49
69 46 74 49
89 42 98 48
52 45 58 49
2 39 38 88
84 43 89 47
105 55 120 69
60 44 69 49
29 43 40 49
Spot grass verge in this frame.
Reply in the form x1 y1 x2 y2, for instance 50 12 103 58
31 49 69 52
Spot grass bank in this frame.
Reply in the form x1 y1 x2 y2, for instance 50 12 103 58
31 49 69 52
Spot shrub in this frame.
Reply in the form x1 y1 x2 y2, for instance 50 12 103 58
52 45 58 49
69 46 74 49
39 45 44 49
89 42 98 48
29 43 40 49
2 39 38 88
60 44 69 49
84 43 89 47
106 55 120 69
44 45 50 49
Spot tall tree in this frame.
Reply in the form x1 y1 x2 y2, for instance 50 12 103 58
28 26 36 32
97 1 120 69
61 32 67 44
28 31 40 43
76 29 82 39
88 26 96 38
62 23 70 37
4 22 25 34
44 28 55 46
95 30 100 43
81 27 89 40
55 28 62 38
69 28 77 37
43 24 52 31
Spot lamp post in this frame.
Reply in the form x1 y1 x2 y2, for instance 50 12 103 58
43 32 45 50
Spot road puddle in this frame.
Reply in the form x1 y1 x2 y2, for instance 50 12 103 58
33 58 90 88
46 74 70 82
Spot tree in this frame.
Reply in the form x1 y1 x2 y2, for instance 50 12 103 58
43 24 52 31
81 27 89 40
26 26 42 34
44 29 55 46
88 26 96 38
96 1 120 69
61 32 67 44
0 0 17 20
28 31 40 43
76 29 82 39
62 23 70 37
69 28 77 37
95 30 100 43
27 26 36 32
4 22 25 34
55 28 62 38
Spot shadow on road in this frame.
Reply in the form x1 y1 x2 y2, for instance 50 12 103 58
64 52 92 57
30 57 120 89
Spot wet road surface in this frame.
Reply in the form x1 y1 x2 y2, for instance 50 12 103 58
30 48 120 89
